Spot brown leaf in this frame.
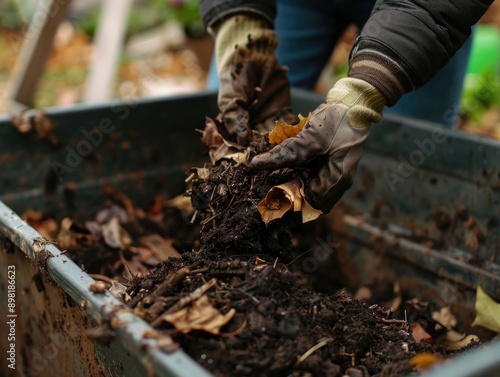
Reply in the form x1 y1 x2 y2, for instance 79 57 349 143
445 335 479 351
201 118 244 164
257 179 322 224
268 113 310 145
432 307 457 330
128 245 161 266
139 234 181 261
162 295 235 335
56 218 100 250
165 194 194 216
101 218 132 250
21 209 59 240
410 323 434 344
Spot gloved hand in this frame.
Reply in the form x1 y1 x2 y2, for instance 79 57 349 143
210 15 296 145
249 78 387 214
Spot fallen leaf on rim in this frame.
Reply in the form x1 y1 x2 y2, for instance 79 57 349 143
268 113 310 145
161 294 236 335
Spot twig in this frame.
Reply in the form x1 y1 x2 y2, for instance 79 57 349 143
338 350 356 367
164 278 217 315
236 288 260 304
295 338 333 366
143 267 190 306
89 274 116 285
189 267 209 275
221 320 247 337
380 318 407 324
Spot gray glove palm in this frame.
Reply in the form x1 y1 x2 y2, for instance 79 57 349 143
249 78 386 213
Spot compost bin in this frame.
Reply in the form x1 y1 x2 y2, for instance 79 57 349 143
0 90 499 377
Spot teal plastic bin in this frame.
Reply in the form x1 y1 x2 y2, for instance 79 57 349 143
0 90 499 376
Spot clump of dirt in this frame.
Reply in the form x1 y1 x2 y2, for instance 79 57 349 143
188 130 301 258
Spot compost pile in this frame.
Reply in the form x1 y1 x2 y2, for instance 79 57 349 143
26 118 481 377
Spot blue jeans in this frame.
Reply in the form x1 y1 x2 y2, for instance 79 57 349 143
207 0 472 128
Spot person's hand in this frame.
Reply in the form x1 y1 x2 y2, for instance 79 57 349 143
248 78 387 214
210 15 296 145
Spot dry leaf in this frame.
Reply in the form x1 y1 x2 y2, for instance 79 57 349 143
410 323 434 344
255 257 266 265
354 287 372 301
257 179 322 224
222 151 248 164
409 353 445 369
445 335 479 351
108 282 131 302
22 209 59 240
56 217 100 250
162 295 235 335
268 113 310 145
201 118 245 163
139 234 181 261
101 218 132 250
472 285 500 333
444 330 466 343
432 306 458 330
96 204 129 224
129 245 161 266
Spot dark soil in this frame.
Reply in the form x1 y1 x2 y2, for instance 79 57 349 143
127 251 434 377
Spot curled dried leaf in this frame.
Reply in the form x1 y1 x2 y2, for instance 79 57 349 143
56 217 100 250
201 117 244 163
268 113 311 145
257 179 322 224
101 218 132 250
445 335 479 351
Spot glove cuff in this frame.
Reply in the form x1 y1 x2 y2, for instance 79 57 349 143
326 78 386 126
211 15 278 75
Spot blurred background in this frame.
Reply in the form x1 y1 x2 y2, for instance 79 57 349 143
0 0 499 137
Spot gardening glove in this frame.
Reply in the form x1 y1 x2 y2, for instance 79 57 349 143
249 77 386 214
210 15 295 145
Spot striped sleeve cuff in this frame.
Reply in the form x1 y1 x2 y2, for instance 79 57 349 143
348 38 419 107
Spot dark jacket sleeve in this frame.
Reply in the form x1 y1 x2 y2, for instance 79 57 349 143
199 0 276 29
349 0 493 106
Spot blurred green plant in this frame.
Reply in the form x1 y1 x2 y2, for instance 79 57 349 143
460 69 500 123
0 0 26 29
164 0 204 36
78 0 203 38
